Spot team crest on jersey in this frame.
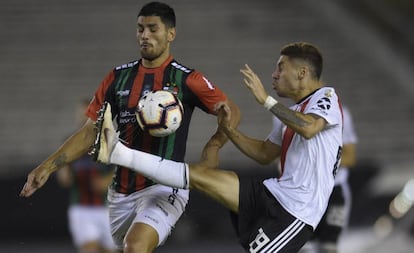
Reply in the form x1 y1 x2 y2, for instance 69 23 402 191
325 89 333 98
163 82 179 95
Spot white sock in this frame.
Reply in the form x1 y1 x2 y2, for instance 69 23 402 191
110 142 189 189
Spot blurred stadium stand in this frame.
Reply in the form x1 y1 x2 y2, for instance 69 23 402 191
1 0 414 252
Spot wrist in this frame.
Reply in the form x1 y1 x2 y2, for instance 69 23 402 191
208 132 227 148
263 96 278 110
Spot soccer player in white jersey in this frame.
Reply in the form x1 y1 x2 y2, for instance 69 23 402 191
94 42 343 253
300 106 357 253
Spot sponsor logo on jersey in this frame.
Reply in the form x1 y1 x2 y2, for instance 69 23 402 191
317 97 331 110
117 90 130 97
119 109 136 124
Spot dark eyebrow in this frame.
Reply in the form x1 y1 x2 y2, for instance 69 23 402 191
137 22 159 28
147 23 158 28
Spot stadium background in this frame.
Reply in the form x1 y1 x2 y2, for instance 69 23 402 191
1 0 414 252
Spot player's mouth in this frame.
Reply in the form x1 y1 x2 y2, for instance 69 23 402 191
140 42 152 49
272 80 278 89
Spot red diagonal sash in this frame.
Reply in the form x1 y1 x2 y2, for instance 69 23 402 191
279 99 310 177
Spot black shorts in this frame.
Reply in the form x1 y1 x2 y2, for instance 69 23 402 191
230 176 313 253
312 185 346 243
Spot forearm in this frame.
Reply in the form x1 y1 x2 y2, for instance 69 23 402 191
215 99 241 146
223 127 272 165
266 97 321 139
40 122 96 173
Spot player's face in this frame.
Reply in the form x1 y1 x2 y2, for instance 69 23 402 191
136 16 175 62
271 56 301 99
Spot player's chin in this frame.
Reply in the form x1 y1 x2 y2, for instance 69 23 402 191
275 89 285 98
140 51 158 61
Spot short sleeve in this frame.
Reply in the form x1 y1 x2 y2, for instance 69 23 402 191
305 88 342 127
86 70 115 121
185 71 227 114
266 116 283 145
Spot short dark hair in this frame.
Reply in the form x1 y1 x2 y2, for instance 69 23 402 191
138 2 176 28
280 42 323 80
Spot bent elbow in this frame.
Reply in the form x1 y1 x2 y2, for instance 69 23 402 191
256 156 275 165
300 131 317 140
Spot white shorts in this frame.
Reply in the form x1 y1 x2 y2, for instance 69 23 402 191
108 185 189 249
68 205 116 250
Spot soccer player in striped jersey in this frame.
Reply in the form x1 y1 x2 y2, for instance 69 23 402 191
93 42 343 252
20 2 240 253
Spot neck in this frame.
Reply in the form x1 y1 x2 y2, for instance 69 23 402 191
293 80 322 103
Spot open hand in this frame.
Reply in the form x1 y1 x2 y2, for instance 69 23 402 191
240 64 268 105
19 166 52 197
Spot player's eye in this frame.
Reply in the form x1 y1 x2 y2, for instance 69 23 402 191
149 26 159 33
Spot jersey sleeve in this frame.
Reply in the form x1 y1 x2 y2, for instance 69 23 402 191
266 116 283 145
305 87 342 127
185 71 227 114
86 70 115 121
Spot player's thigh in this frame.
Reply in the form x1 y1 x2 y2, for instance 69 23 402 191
133 186 188 246
189 164 240 212
108 186 188 249
108 192 137 250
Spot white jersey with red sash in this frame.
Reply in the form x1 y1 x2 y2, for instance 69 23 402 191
264 87 343 229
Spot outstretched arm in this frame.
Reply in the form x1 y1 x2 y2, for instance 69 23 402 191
197 99 240 168
218 102 280 165
20 119 96 197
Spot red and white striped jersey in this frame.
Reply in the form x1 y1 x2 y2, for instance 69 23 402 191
264 87 343 229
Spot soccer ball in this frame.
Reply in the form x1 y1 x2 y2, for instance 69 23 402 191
136 90 183 137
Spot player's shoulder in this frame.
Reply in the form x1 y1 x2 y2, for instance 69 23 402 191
317 86 338 97
169 59 194 74
309 87 339 104
169 59 211 85
114 60 140 71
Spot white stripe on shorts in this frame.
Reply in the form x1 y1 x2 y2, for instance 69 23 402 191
259 219 305 253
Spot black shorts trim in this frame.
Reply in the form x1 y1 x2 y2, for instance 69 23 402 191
231 176 313 252
257 218 306 252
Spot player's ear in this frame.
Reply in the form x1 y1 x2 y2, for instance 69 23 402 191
298 66 307 80
167 27 176 42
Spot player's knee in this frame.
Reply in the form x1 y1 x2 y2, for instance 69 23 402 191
79 241 101 253
123 237 156 253
123 241 153 253
188 164 213 190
